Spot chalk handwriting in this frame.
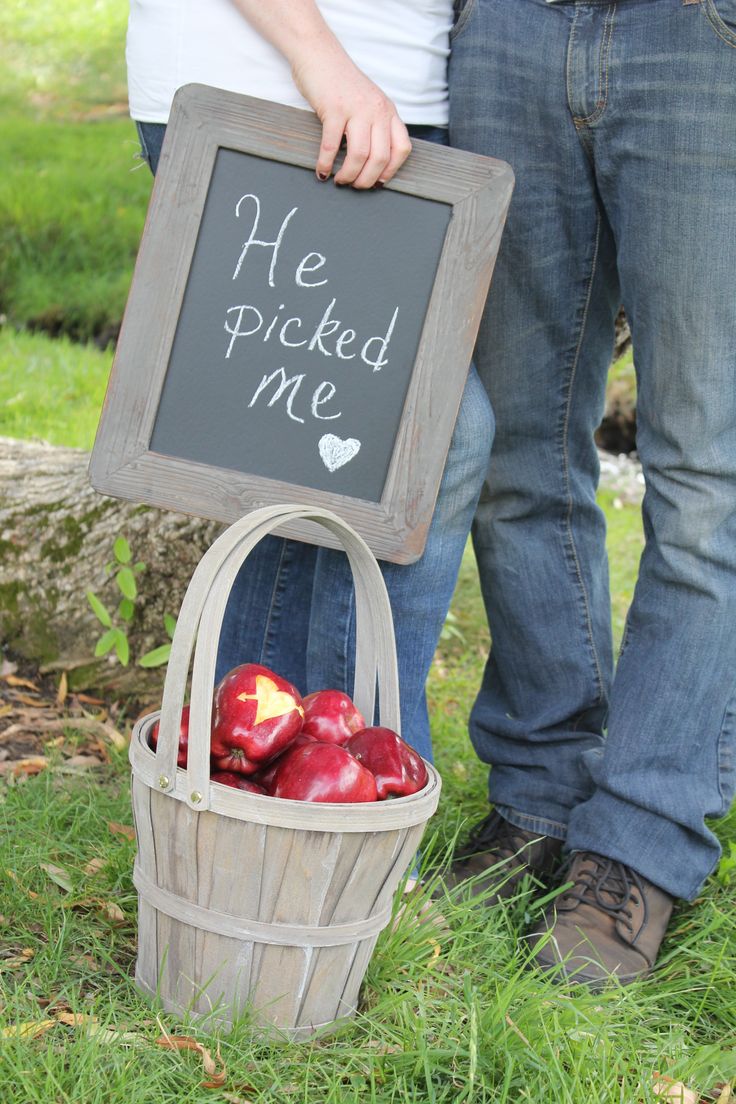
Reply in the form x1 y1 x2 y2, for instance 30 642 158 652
247 367 342 424
233 194 298 286
295 252 328 288
248 367 306 423
224 192 404 443
224 298 399 369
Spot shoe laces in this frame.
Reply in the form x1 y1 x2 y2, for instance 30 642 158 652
460 810 533 861
560 852 646 934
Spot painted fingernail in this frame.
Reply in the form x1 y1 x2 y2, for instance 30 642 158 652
373 181 385 190
316 171 329 182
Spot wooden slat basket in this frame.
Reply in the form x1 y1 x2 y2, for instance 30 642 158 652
129 505 441 1039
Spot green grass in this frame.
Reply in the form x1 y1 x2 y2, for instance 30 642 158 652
2 1 735 1099
0 328 111 447
1 717 735 1103
609 347 636 393
0 116 150 341
0 0 128 116
0 0 148 340
597 489 645 648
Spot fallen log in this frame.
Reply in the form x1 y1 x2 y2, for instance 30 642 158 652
0 436 220 692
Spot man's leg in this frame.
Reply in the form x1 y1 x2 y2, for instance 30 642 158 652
563 0 736 903
452 0 736 979
449 0 620 844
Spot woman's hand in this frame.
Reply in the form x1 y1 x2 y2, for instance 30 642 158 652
292 48 412 188
231 0 412 188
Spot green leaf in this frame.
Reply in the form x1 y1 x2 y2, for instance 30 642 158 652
133 561 146 574
87 590 112 628
116 566 137 600
40 863 73 894
118 597 135 623
113 628 130 666
138 643 171 668
94 628 117 657
163 613 177 639
113 536 132 564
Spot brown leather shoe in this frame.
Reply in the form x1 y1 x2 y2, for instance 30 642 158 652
528 851 674 987
445 810 564 904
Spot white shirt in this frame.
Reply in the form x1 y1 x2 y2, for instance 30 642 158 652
127 0 453 126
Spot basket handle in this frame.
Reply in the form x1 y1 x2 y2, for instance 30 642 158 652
155 506 400 810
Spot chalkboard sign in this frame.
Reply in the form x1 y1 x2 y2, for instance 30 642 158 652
151 147 450 502
90 85 513 562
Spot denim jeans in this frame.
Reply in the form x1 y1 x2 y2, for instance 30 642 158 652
136 120 494 764
450 0 736 899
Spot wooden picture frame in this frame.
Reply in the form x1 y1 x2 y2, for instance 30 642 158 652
89 84 513 563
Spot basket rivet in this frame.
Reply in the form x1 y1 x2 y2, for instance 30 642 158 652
190 791 203 804
158 775 170 789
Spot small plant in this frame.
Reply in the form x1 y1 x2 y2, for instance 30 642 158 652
440 608 466 644
86 536 176 668
717 841 736 887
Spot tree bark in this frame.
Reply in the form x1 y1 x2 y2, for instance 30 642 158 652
0 436 221 692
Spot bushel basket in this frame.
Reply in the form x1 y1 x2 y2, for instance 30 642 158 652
129 505 441 1038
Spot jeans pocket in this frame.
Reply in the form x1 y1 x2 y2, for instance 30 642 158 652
451 0 478 41
704 0 736 47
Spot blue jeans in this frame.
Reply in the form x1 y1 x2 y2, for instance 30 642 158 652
450 0 736 899
136 120 494 764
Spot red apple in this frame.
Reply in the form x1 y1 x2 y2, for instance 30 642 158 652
252 732 318 793
346 726 428 799
301 689 366 745
210 746 260 775
210 663 304 774
271 742 378 803
149 705 190 769
210 771 266 794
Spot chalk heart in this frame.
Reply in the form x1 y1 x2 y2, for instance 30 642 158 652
318 434 361 472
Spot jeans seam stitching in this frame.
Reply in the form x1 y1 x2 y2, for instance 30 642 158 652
496 805 568 838
340 585 355 703
262 541 289 665
560 212 606 706
574 3 617 128
715 677 736 813
704 0 736 47
617 611 633 661
450 0 477 42
565 7 580 120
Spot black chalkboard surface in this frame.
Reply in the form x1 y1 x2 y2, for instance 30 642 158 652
151 148 450 502
90 85 513 562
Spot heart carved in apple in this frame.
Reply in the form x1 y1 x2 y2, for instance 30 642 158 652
210 663 304 774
